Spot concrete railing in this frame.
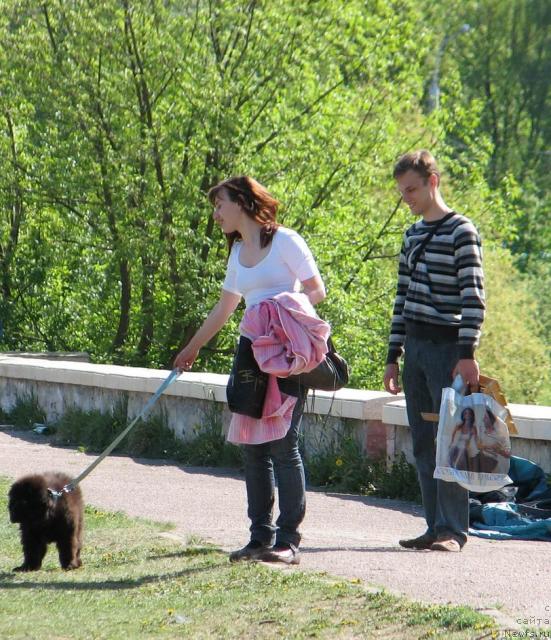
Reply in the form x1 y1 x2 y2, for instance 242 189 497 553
0 356 550 471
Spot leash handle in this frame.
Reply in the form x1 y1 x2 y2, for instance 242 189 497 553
63 369 180 493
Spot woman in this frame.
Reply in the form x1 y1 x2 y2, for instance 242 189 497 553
174 176 326 565
475 408 511 473
448 408 479 472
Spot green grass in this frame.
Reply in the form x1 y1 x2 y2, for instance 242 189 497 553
0 478 497 639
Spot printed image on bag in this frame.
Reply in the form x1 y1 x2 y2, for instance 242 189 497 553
434 385 512 492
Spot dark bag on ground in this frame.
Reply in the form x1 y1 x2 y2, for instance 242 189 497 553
288 337 349 391
226 337 268 419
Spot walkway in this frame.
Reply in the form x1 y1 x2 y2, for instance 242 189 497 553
1 429 549 631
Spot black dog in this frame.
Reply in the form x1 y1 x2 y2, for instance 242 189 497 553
8 472 84 571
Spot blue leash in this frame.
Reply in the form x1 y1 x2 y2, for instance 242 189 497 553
49 369 180 498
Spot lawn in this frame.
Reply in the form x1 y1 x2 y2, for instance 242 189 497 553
0 477 497 639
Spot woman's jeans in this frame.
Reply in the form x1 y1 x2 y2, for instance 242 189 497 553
242 378 307 548
402 335 469 544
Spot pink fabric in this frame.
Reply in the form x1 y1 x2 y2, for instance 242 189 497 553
227 292 330 445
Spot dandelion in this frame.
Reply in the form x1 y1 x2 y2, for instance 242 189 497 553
335 458 343 467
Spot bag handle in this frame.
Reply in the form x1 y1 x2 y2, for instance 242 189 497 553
410 211 455 272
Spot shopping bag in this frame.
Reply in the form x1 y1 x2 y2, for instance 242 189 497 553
434 376 512 492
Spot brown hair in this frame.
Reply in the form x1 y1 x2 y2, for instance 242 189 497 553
393 149 440 182
208 176 280 251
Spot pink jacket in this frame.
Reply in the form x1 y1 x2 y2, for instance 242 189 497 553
227 292 330 445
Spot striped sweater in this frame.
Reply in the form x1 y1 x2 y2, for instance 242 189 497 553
386 212 485 364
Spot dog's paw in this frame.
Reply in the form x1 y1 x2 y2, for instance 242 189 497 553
13 564 39 572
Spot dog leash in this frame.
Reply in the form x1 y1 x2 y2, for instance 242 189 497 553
48 369 180 499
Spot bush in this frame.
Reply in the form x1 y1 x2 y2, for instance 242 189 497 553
176 421 243 468
55 405 127 452
0 394 46 429
0 392 244 467
477 247 551 404
125 414 187 459
306 434 421 502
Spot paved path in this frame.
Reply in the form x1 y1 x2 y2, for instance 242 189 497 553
1 429 549 630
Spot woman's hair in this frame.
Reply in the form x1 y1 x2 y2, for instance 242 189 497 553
208 176 280 251
461 408 475 422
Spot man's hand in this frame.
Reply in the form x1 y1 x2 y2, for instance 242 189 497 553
384 363 402 395
452 358 480 391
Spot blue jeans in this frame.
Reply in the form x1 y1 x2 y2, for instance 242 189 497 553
402 336 469 544
242 379 307 548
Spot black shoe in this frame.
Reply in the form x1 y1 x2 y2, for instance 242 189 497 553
260 543 300 565
398 533 436 550
229 540 272 563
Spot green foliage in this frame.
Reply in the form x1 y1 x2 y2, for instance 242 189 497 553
125 414 189 459
55 405 127 452
406 604 490 631
306 434 421 502
174 406 243 468
430 0 551 358
0 393 243 466
0 0 432 385
0 395 46 429
0 0 548 404
477 247 551 404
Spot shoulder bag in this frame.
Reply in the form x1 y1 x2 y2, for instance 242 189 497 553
288 337 349 391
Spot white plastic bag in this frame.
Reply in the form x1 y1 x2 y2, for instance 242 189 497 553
434 376 512 492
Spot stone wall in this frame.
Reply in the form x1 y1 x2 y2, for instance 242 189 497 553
0 356 549 470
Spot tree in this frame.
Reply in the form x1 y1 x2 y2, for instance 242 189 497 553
477 247 550 404
0 0 546 403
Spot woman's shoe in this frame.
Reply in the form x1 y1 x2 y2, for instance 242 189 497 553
260 543 300 565
229 540 272 562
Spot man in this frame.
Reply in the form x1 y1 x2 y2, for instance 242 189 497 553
383 150 485 552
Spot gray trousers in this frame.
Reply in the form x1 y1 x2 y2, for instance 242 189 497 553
402 336 469 544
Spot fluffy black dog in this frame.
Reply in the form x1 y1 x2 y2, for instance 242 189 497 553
8 472 84 571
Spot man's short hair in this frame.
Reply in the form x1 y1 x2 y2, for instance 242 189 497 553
393 150 440 181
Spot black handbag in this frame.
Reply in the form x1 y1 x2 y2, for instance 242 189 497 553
288 337 349 391
226 337 269 419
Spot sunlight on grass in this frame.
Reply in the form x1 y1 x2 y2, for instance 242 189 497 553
0 477 496 639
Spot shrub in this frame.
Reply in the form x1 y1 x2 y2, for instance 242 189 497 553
1 395 46 429
55 406 126 452
306 434 421 502
477 247 550 404
175 408 243 468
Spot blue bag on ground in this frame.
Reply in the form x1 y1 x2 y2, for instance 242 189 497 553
434 378 512 492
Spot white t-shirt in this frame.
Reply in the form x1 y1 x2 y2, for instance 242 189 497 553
222 226 321 308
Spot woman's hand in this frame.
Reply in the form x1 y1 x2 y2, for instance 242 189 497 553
174 290 241 372
301 275 326 305
174 345 199 372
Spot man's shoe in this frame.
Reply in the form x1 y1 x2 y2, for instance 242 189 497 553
229 540 272 562
430 536 462 552
260 543 301 565
398 533 436 550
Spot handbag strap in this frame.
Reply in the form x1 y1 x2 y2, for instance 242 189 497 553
410 211 455 272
